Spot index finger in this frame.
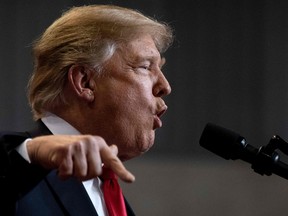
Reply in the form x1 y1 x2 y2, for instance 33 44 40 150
100 145 135 183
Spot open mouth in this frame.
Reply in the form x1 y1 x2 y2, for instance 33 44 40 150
153 105 168 129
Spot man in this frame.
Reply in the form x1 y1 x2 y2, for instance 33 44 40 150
0 4 173 216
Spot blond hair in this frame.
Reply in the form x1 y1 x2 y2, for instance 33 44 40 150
28 5 173 120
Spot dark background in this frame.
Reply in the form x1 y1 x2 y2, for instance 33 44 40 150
2 0 288 215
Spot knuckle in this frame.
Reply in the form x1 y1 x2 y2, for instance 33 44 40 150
92 136 106 145
85 135 106 149
72 140 84 152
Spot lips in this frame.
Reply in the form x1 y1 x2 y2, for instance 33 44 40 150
153 105 168 130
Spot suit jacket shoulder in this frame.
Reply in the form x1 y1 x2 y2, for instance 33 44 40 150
0 121 51 215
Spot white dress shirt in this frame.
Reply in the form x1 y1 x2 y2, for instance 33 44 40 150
17 112 108 216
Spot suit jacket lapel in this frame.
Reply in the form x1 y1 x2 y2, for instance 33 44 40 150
45 171 98 216
27 120 98 215
124 197 136 216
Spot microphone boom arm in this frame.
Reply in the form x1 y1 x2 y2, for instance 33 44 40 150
252 135 288 180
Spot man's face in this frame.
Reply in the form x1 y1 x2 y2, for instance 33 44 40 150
90 34 171 160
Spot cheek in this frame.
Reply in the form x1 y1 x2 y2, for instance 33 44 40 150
98 79 154 126
112 89 153 134
118 84 153 111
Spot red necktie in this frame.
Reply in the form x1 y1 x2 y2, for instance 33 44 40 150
101 167 127 216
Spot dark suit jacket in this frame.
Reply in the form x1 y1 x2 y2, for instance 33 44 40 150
0 120 135 216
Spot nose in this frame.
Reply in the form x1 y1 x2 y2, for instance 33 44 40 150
153 71 171 97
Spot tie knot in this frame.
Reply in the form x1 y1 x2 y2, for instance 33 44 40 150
101 167 117 180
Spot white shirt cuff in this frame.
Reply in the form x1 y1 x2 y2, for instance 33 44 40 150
15 138 32 163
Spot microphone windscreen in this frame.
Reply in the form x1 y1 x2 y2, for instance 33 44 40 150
199 123 246 160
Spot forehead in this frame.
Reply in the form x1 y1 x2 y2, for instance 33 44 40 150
119 34 161 61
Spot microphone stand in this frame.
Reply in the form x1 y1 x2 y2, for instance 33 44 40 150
199 123 288 181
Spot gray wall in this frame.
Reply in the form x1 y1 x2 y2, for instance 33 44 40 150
2 0 288 215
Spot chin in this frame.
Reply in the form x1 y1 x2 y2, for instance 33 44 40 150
119 132 155 160
139 140 155 154
120 143 153 161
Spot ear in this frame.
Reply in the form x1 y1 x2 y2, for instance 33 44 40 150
67 65 95 102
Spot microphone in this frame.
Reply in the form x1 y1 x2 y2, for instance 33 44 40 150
199 123 288 180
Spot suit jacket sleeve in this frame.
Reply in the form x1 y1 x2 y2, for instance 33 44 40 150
0 131 50 215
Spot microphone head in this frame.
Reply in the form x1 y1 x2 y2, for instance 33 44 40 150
199 123 247 160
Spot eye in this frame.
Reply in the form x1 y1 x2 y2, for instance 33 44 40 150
136 63 152 74
140 65 150 70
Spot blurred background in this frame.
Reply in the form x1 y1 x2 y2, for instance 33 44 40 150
1 0 288 215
